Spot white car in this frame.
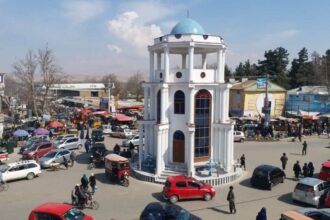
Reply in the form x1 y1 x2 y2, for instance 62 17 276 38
110 127 133 138
52 134 76 144
56 137 82 150
233 131 245 142
122 134 141 147
0 160 41 182
101 124 112 134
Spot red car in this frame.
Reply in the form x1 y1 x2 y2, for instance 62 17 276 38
163 175 216 203
23 142 55 160
28 203 94 220
319 161 330 181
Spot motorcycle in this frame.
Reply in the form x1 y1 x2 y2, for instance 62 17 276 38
120 173 129 187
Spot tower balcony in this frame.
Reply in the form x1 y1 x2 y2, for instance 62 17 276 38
154 68 217 83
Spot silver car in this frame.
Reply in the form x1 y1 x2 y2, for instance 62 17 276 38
56 137 82 150
39 149 71 168
52 134 76 144
296 208 330 219
292 177 330 208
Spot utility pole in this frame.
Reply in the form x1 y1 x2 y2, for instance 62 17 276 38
108 80 111 113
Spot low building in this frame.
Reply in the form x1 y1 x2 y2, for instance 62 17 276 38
229 79 286 118
285 86 330 116
49 83 108 98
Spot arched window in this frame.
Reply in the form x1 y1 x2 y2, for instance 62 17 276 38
157 90 161 123
174 90 185 114
194 89 211 160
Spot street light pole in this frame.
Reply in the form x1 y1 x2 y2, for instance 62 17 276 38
263 73 270 128
108 80 111 113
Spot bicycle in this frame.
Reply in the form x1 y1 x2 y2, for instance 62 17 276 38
0 182 9 192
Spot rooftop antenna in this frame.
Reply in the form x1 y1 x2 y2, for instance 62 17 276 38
187 10 189 18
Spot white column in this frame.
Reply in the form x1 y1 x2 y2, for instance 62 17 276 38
150 86 155 120
156 128 162 176
216 48 222 83
182 54 187 69
202 53 207 69
164 47 169 82
223 127 228 172
221 48 226 83
138 125 143 170
149 51 155 82
188 46 194 82
143 86 149 120
187 88 194 124
160 86 168 124
157 52 161 70
222 88 229 122
188 128 195 177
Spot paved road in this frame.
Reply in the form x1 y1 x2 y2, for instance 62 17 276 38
0 135 329 220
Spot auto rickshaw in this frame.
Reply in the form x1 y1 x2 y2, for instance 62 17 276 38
105 154 130 187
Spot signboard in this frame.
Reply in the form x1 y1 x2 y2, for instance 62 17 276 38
256 78 267 89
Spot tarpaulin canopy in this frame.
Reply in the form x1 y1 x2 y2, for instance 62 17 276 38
113 113 133 122
13 129 29 137
34 128 49 135
47 121 64 128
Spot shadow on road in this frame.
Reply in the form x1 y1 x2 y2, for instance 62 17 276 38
75 152 89 165
289 153 303 156
151 192 166 202
277 192 293 205
94 173 111 184
208 207 230 214
239 178 254 189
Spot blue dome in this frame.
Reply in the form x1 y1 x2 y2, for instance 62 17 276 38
170 18 205 35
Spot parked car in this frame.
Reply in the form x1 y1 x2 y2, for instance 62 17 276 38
296 208 330 219
19 141 43 154
28 203 94 220
110 127 133 138
91 129 104 142
292 177 330 208
280 210 313 220
250 164 285 190
319 161 330 181
90 143 108 158
52 134 76 144
55 113 68 121
28 135 50 143
22 142 56 160
163 175 216 204
322 188 330 208
233 131 245 142
140 202 201 220
0 160 41 181
97 124 112 135
122 134 141 147
56 137 82 150
39 149 72 168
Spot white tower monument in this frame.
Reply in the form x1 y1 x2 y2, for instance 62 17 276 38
139 18 234 180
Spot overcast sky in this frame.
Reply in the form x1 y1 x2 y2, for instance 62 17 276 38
1 0 329 79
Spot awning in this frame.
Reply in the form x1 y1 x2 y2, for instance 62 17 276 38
113 113 133 122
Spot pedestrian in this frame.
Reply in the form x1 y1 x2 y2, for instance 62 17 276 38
84 139 91 153
226 186 236 214
81 174 89 189
302 163 309 177
280 153 288 170
89 173 97 194
302 141 307 155
49 130 53 139
308 162 315 177
240 154 246 170
71 184 80 205
256 207 267 220
85 129 90 140
293 161 302 179
80 129 85 140
114 144 120 154
34 154 39 164
70 151 76 166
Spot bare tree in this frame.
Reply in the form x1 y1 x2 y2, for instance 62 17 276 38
101 73 126 98
12 50 38 116
38 45 65 114
126 72 144 101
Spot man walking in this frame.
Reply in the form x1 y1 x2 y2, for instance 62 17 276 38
89 173 97 194
302 141 308 155
280 153 288 170
70 151 76 166
227 186 236 214
240 154 246 170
